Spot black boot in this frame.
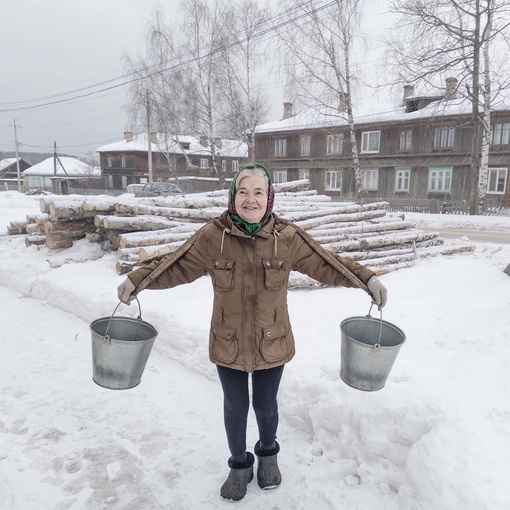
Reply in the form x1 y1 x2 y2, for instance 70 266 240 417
254 440 282 489
220 452 255 501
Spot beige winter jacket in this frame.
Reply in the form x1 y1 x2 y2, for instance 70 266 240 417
127 211 375 373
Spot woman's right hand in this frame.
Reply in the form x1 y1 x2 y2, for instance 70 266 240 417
117 278 137 304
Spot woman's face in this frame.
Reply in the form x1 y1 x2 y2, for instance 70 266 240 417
234 175 268 223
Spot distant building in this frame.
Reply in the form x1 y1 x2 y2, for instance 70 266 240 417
254 78 510 210
22 157 101 194
0 158 32 190
96 132 249 192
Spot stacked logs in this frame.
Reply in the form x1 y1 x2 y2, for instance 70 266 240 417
7 185 475 275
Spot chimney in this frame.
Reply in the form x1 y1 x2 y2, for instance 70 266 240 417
149 131 158 144
402 85 415 106
338 92 347 112
123 131 133 142
283 102 293 119
214 137 223 149
444 77 458 100
199 135 208 147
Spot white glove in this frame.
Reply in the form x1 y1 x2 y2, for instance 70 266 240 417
117 278 137 304
367 275 387 310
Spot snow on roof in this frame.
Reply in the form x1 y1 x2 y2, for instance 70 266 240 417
22 157 100 177
0 158 19 171
96 133 248 158
255 95 510 134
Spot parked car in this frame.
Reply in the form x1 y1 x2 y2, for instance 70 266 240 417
134 182 183 197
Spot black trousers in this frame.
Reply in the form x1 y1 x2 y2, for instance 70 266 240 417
216 365 284 457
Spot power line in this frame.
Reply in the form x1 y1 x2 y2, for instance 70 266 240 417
0 0 341 113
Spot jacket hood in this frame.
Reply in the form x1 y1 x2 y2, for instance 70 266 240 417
227 163 275 224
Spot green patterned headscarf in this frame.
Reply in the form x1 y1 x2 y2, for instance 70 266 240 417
228 163 274 234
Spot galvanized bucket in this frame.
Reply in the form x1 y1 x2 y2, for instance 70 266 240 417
340 306 405 391
90 299 158 390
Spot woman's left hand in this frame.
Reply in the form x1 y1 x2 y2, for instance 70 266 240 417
367 276 388 310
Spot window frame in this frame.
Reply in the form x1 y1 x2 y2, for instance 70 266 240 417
325 169 342 191
428 166 453 193
200 158 208 169
326 134 344 155
232 160 239 173
221 160 227 172
395 168 411 193
274 138 287 157
488 167 508 193
433 127 455 148
361 168 379 191
299 168 310 180
399 129 412 150
361 131 381 154
300 135 311 156
107 156 113 168
273 170 287 184
491 123 510 145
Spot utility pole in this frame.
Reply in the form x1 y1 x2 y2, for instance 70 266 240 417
13 118 22 192
146 90 154 182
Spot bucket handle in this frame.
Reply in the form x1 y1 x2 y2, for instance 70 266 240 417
104 298 143 341
367 303 383 349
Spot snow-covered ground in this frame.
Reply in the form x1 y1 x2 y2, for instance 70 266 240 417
0 190 509 510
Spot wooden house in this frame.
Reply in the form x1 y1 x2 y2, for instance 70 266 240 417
0 158 32 190
22 157 101 194
254 81 510 211
96 132 248 192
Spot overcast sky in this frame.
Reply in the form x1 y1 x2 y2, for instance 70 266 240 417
0 0 392 162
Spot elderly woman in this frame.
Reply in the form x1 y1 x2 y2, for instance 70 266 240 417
117 163 387 501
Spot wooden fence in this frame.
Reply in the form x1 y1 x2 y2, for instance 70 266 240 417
332 197 510 216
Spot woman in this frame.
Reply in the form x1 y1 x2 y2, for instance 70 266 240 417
117 163 387 501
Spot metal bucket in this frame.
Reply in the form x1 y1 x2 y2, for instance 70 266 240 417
340 307 405 391
90 299 158 390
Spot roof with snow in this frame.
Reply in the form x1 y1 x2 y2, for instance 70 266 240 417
22 157 100 177
96 133 248 158
0 158 31 171
255 96 510 134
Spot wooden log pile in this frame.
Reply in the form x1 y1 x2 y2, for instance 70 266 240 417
6 182 475 276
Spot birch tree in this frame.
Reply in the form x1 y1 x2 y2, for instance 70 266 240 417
387 0 510 214
277 0 365 200
216 0 271 159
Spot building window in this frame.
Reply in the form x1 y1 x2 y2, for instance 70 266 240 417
399 129 412 150
121 156 127 168
221 160 226 172
488 167 508 193
274 138 287 157
395 168 411 192
428 166 452 192
491 123 510 145
107 156 113 168
232 160 239 173
361 131 381 153
200 158 208 169
300 136 311 156
299 169 310 180
325 170 342 190
433 127 455 148
326 134 343 155
361 169 379 190
273 170 287 183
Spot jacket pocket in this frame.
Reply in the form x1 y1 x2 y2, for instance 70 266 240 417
212 322 239 363
260 321 290 363
262 258 287 290
212 259 235 291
